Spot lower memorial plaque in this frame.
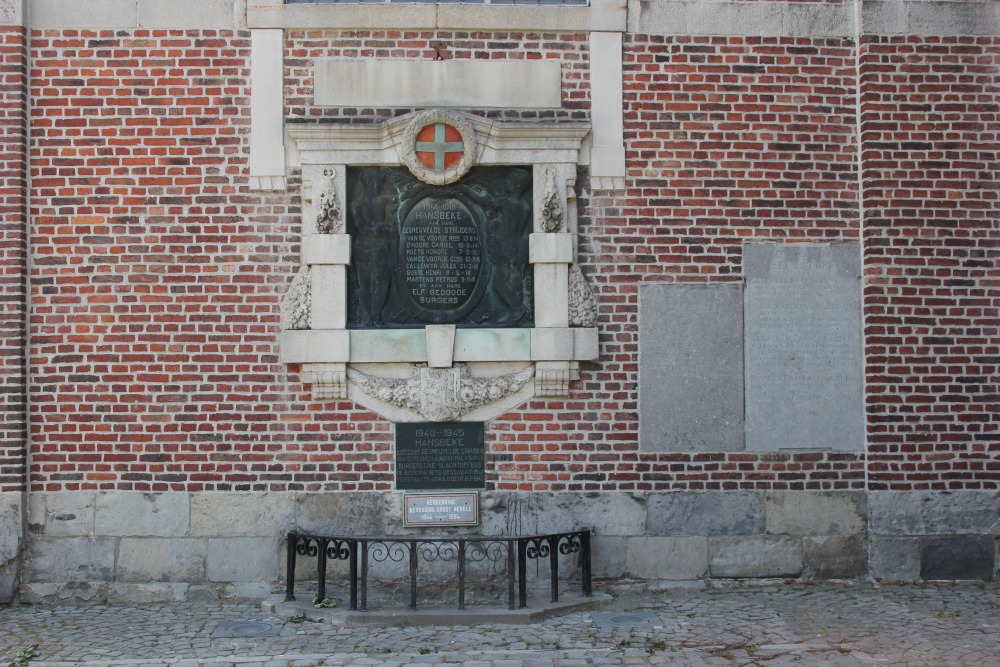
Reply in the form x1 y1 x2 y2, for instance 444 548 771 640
395 422 485 490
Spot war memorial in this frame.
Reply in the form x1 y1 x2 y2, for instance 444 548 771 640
0 0 997 605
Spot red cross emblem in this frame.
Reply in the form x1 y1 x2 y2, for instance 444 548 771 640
415 123 465 172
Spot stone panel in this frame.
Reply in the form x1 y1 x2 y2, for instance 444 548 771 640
26 537 116 582
639 284 744 452
206 537 280 582
708 537 803 578
744 243 863 452
626 537 708 580
870 536 921 583
803 536 867 580
647 492 763 536
920 536 994 581
590 535 628 579
191 493 295 537
118 538 207 582
95 492 189 537
869 491 1000 536
765 492 867 536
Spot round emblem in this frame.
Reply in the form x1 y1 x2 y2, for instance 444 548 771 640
402 110 479 185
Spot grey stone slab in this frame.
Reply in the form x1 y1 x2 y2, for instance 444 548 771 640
784 3 853 37
191 492 295 537
137 0 237 29
647 492 763 537
589 535 628 579
920 536 994 581
870 536 921 583
0 0 24 25
26 536 116 582
626 536 708 580
908 1 1000 36
765 491 867 536
803 536 867 580
869 491 1000 535
708 536 803 578
862 0 908 35
687 1 785 37
294 492 386 535
28 0 138 28
493 492 647 537
95 492 189 537
639 284 744 452
117 538 207 582
744 243 863 452
206 537 281 582
44 491 96 537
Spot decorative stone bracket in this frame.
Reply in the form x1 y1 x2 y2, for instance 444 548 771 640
279 110 599 422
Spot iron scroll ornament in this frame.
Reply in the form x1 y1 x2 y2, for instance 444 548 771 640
346 166 534 329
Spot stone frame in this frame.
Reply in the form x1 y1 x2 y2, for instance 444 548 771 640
279 110 599 422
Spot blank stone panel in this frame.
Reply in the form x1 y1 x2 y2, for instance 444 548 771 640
744 243 863 452
639 284 744 452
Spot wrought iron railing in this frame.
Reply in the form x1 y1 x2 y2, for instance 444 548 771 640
284 529 592 611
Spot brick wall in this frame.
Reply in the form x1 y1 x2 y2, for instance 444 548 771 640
22 26 999 497
861 35 1000 491
0 26 27 494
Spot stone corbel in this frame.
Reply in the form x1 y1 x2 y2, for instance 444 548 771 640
300 364 347 401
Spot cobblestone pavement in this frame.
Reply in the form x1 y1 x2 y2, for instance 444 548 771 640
2 583 998 666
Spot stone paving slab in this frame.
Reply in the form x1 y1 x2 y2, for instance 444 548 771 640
1 583 998 666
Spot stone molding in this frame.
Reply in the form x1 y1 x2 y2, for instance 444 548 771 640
247 0 626 32
279 110 599 418
629 0 1000 38
25 0 240 29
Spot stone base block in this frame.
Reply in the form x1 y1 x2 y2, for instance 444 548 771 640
803 535 867 579
920 536 994 581
709 537 803 578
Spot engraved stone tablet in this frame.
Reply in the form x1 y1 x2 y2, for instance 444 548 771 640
744 243 863 451
639 284 744 452
395 422 485 490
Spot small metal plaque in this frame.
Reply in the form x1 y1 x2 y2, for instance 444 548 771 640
404 492 479 527
395 422 485 490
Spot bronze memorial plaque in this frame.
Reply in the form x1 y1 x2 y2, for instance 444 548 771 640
346 166 533 328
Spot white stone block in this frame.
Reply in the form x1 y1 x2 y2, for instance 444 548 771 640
529 233 574 264
531 328 575 362
190 492 295 537
302 234 351 266
315 60 562 110
533 264 569 328
309 266 346 330
279 330 350 364
425 325 456 369
45 491 96 537
573 328 599 362
453 329 531 363
349 330 425 363
27 537 116 582
95 492 189 537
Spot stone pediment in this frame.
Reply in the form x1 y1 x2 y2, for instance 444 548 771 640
279 110 598 422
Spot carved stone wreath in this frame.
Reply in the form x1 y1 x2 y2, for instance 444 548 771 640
400 109 480 185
